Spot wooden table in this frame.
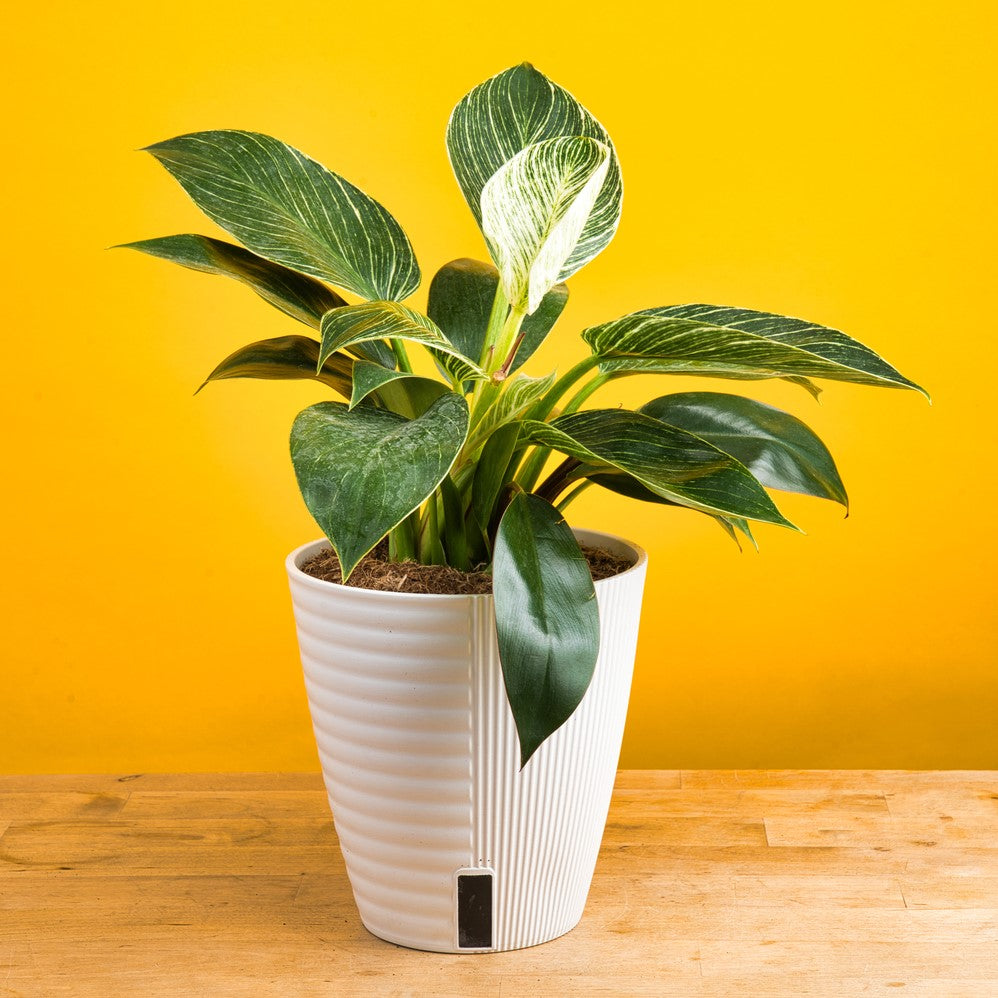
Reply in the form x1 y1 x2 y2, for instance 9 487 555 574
1 771 996 996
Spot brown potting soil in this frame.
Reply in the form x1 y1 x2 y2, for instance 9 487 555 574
300 540 633 595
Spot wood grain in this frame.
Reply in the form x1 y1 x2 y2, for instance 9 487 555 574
1 771 995 996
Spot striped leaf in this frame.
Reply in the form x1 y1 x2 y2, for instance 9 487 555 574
640 392 848 507
427 258 568 371
198 335 352 398
481 137 611 313
447 63 622 282
493 492 600 767
583 304 926 394
290 393 469 578
145 131 420 301
468 371 557 449
522 410 796 528
348 360 448 414
585 471 758 549
118 234 345 328
319 301 487 383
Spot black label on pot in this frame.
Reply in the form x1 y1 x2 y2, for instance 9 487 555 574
457 872 493 949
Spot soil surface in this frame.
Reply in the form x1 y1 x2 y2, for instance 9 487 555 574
300 540 633 595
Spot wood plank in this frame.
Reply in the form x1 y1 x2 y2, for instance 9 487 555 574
682 770 998 790
0 770 995 997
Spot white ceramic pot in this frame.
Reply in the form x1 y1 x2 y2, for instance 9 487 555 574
286 529 647 953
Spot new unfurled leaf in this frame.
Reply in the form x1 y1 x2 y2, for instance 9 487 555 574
119 234 345 328
481 136 610 313
493 493 600 767
144 131 420 301
319 301 487 384
447 62 622 280
522 409 797 528
583 304 927 395
290 393 469 578
640 392 848 507
427 258 568 371
198 335 352 397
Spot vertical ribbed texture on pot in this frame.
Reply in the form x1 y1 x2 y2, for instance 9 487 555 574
287 531 646 953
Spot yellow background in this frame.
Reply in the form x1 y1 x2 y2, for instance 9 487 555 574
3 1 995 772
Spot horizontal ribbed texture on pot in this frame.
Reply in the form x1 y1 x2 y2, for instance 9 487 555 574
287 530 647 953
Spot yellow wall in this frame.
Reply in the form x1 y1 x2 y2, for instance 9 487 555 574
3 0 995 772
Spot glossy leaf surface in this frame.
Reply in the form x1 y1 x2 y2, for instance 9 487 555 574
583 304 926 394
119 234 345 328
493 493 599 767
426 258 568 371
447 62 622 281
145 131 420 301
522 410 796 528
290 393 469 577
481 136 610 313
640 392 848 507
198 335 352 397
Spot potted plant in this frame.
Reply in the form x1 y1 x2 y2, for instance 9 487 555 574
122 63 924 953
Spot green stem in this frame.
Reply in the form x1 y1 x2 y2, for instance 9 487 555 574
527 355 601 422
391 339 413 373
562 372 610 414
555 480 593 512
388 510 418 562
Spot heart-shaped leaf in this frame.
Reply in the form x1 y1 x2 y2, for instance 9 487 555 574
118 234 346 328
481 136 610 313
493 492 600 768
290 393 469 578
522 410 796 528
319 301 487 384
447 63 622 282
198 335 352 397
426 258 568 372
583 304 926 395
640 392 848 507
145 131 420 301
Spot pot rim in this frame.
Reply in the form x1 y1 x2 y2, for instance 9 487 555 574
286 527 648 602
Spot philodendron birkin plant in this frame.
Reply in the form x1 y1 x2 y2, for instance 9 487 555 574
124 63 924 768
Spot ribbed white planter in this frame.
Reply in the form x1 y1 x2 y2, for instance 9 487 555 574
286 529 647 953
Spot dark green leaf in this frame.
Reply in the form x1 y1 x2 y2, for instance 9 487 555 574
493 493 600 767
640 392 848 507
145 131 420 301
522 410 797 528
198 335 352 397
471 422 521 546
447 63 622 282
439 474 471 571
348 360 448 414
426 258 568 372
583 304 927 395
118 234 346 328
290 393 469 577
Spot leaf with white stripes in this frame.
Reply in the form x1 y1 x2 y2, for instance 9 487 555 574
482 136 611 313
290 393 470 578
118 234 346 328
447 63 622 281
319 301 487 384
583 304 927 395
522 409 797 528
144 130 420 301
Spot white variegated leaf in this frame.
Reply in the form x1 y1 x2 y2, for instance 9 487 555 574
319 301 487 384
447 63 623 280
482 137 610 314
145 131 420 302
